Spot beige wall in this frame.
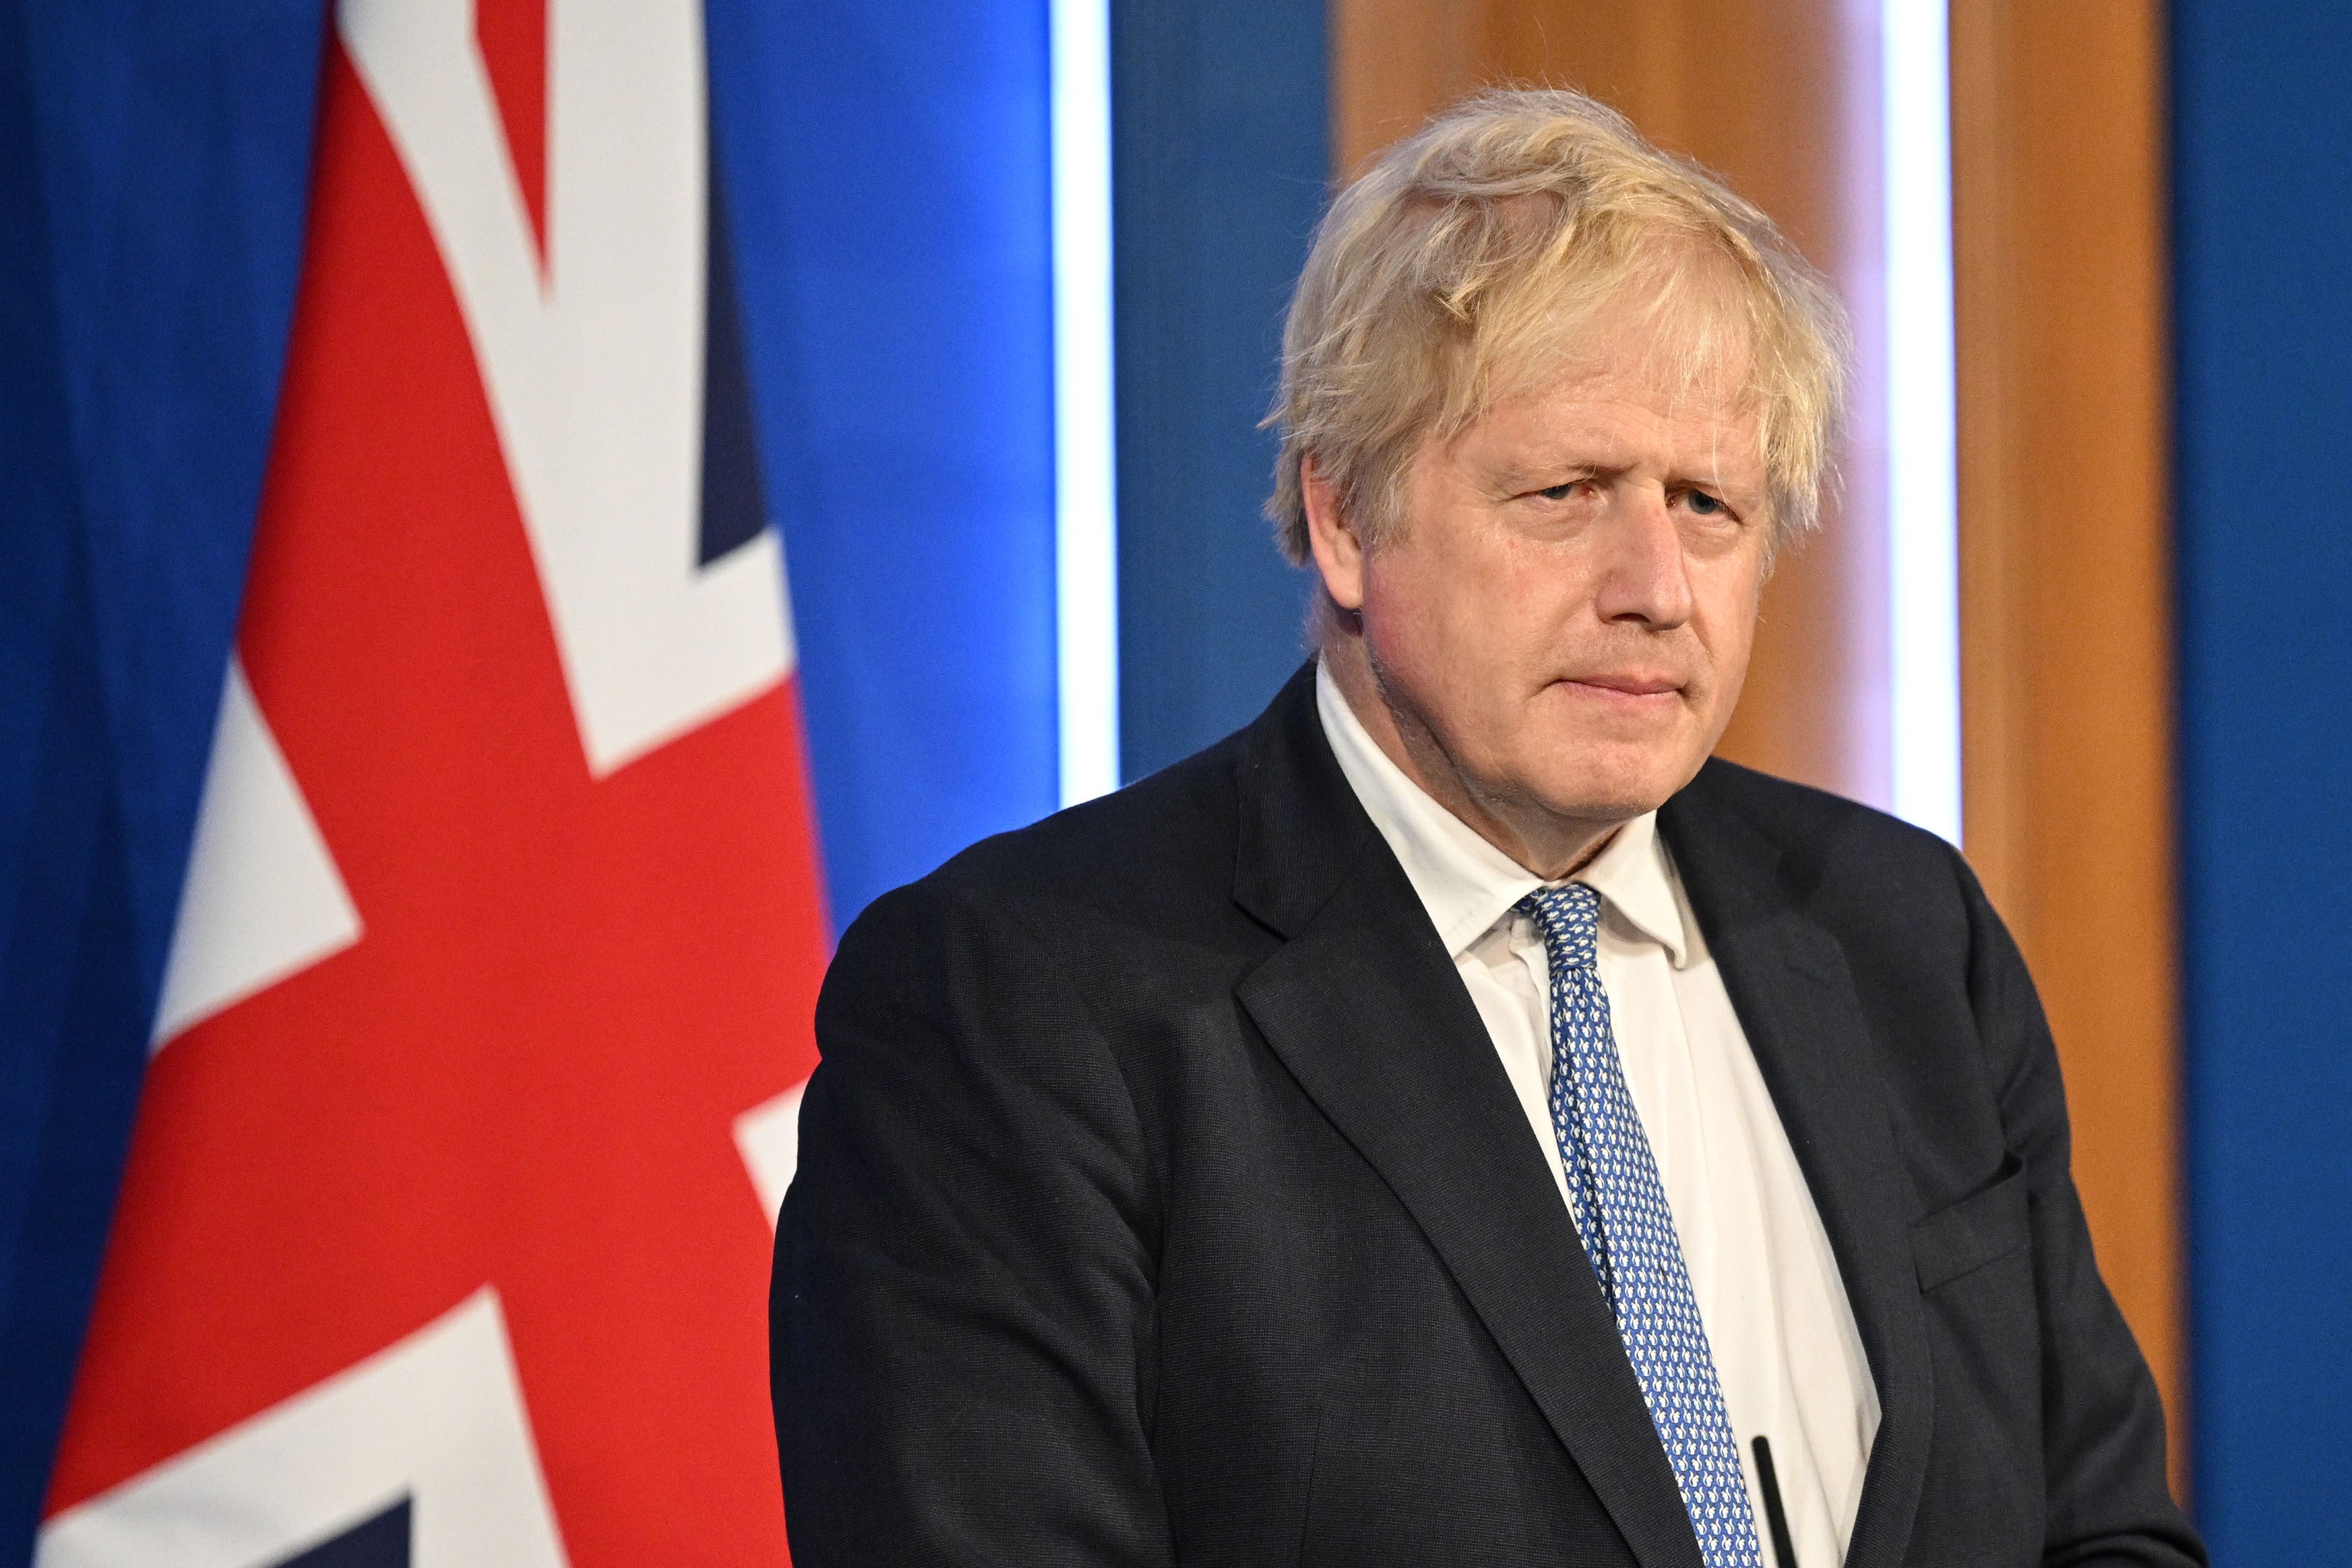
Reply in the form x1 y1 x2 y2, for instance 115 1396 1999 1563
1330 0 2188 1492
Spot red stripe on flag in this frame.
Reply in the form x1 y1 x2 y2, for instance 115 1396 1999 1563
476 0 549 265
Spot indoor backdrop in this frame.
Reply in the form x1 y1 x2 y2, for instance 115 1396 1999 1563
0 0 2343 1563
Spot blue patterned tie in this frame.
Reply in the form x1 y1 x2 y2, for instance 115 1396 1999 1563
1519 883 1762 1568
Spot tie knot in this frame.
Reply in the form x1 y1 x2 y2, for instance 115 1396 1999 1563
1518 882 1603 971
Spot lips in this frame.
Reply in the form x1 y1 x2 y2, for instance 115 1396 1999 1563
1560 673 1684 697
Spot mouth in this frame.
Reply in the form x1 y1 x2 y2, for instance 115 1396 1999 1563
1551 674 1687 714
1559 672 1684 696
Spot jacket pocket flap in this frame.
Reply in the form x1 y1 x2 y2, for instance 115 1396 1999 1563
1910 1152 2029 1291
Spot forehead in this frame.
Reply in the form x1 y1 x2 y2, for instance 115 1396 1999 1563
1468 255 1762 443
1458 333 1766 486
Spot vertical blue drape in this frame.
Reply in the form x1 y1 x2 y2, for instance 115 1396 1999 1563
2172 4 2352 1555
709 0 1060 932
1110 0 1326 780
0 3 327 1552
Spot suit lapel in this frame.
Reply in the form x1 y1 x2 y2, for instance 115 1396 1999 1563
1230 669 1704 1568
1661 773 1932 1568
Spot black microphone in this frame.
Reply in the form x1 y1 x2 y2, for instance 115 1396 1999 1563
1752 1435 1799 1568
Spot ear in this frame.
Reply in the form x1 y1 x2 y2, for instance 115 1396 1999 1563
1301 455 1368 613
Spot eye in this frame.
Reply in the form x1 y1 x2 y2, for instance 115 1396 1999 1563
1681 488 1727 517
1533 479 1588 502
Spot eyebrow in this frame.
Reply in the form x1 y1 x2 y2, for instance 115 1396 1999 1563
1486 458 1621 491
1484 456 1761 499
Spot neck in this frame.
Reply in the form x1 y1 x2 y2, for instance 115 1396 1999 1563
1321 628 1623 881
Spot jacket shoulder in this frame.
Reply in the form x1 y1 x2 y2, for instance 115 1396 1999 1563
1682 755 1962 880
846 724 1254 950
1673 755 1984 961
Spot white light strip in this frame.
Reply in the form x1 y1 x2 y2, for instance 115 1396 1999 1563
1882 0 1962 844
1051 0 1121 806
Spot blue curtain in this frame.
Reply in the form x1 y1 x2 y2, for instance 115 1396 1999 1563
709 0 1058 929
1110 0 1325 780
0 3 328 1547
2173 3 2352 1555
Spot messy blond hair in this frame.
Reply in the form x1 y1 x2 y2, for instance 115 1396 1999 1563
1267 88 1850 563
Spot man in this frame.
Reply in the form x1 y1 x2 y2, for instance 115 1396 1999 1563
772 90 2202 1567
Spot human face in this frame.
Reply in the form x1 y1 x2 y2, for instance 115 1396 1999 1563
1307 324 1772 877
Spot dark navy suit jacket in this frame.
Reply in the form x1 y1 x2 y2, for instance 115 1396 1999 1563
772 664 2203 1567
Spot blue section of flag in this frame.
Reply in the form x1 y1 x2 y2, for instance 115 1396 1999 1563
707 0 1061 932
0 2 327 1550
274 1498 412 1568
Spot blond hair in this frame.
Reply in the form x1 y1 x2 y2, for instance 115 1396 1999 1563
1266 88 1850 562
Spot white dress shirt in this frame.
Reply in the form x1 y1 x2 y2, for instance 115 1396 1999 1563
1316 662 1880 1565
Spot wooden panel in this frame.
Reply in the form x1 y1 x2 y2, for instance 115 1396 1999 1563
1330 0 1890 808
1330 0 1477 175
1950 0 2186 1493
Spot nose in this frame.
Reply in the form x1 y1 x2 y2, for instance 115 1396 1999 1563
1592 486 1696 629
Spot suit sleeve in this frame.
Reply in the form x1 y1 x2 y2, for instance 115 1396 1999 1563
770 876 1172 1567
1952 852 2206 1567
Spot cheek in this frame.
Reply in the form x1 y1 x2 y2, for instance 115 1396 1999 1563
1361 534 1471 644
1362 517 1605 712
1433 530 1563 636
1691 556 1767 695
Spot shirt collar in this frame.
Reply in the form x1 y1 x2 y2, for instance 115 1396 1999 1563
1314 659 1692 967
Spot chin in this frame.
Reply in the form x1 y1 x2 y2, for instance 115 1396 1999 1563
1524 734 1705 822
1524 724 1712 818
1544 781 1675 823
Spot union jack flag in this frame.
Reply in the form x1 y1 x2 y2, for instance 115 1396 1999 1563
39 1 825 1560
